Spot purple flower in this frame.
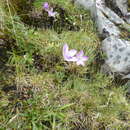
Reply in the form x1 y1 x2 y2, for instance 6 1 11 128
43 2 49 11
43 2 57 17
63 44 89 66
63 44 77 62
47 8 57 17
76 50 89 66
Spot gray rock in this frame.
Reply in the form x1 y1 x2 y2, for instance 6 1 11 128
111 0 130 24
112 0 128 15
95 9 120 37
75 0 94 11
102 36 130 74
76 0 121 37
101 7 125 25
75 0 130 78
124 13 130 24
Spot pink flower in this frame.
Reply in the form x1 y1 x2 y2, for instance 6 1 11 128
63 44 77 62
76 50 89 66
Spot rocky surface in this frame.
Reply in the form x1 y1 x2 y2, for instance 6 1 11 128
75 0 130 79
102 36 130 75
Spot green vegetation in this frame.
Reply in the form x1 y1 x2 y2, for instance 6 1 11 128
0 0 130 129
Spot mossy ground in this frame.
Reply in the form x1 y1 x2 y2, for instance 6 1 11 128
0 0 130 129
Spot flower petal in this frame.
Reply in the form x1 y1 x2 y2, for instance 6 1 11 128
48 11 54 17
43 2 49 10
63 44 68 54
76 60 85 66
76 50 84 57
66 56 77 62
48 8 57 17
63 44 69 60
50 8 53 12
68 49 77 57
82 56 89 61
